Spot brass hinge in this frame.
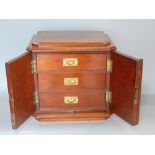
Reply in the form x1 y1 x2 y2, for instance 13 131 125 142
107 59 112 72
11 112 16 127
134 87 139 105
106 91 112 103
33 91 39 104
31 60 37 73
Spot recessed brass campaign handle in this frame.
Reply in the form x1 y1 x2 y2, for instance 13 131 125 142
64 78 78 85
63 58 78 66
64 96 78 104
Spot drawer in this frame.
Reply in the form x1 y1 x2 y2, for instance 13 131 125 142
39 90 106 111
38 71 106 90
37 53 107 71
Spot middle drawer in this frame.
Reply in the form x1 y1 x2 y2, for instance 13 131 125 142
38 71 106 90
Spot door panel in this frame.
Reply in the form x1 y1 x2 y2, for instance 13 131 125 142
6 52 35 129
111 51 143 125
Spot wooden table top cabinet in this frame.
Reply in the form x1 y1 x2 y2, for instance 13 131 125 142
6 31 143 129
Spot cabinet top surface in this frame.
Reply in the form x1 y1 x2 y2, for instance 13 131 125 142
33 31 107 43
28 31 116 52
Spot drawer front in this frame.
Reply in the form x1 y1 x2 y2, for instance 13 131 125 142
37 53 107 71
38 71 106 90
39 90 106 110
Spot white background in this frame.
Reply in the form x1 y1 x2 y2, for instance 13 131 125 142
0 19 155 94
0 0 155 155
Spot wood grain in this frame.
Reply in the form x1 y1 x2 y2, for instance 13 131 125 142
5 31 143 128
33 111 111 122
39 90 106 111
26 31 116 52
37 53 107 71
111 51 143 125
6 51 35 129
38 71 106 90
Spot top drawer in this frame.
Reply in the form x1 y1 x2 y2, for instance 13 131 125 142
37 53 107 71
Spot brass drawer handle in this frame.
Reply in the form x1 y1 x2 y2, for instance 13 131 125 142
64 78 78 85
63 58 78 66
64 96 78 104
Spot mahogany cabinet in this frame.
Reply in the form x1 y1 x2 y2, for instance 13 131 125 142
5 31 143 129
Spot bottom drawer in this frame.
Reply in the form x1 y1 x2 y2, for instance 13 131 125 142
39 90 106 111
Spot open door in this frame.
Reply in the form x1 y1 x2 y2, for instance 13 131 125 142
6 51 35 129
111 51 143 125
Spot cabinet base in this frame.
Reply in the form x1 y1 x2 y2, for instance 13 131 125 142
32 111 111 122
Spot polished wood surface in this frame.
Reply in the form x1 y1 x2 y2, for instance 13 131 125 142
5 31 143 129
111 51 143 125
32 31 114 47
39 89 106 110
37 53 107 71
27 31 116 52
6 52 35 129
36 49 108 115
33 111 111 122
38 71 106 90
33 31 108 43
30 47 116 52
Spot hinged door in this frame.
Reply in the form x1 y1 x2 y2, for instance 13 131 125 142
6 52 35 129
111 51 143 125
